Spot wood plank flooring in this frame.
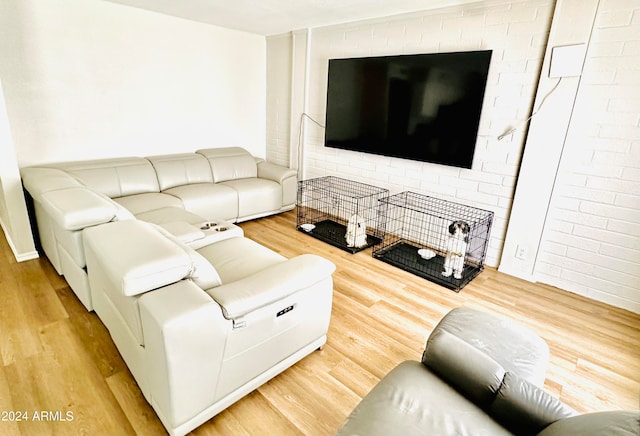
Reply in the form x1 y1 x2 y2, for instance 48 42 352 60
0 209 638 435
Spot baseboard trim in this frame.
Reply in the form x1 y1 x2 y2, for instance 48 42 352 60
0 219 39 262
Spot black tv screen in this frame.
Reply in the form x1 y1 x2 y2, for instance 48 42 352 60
324 50 492 169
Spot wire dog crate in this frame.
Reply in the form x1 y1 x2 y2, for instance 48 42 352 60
373 191 494 291
297 176 388 253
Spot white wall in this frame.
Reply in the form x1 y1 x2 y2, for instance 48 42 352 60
0 79 37 261
266 33 293 166
267 0 640 313
0 0 266 166
535 0 640 311
0 0 266 261
500 0 599 281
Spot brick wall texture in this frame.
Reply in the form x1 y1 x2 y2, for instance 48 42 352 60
266 0 640 311
303 0 556 268
536 0 640 309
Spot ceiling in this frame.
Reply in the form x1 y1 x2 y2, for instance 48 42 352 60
103 0 476 36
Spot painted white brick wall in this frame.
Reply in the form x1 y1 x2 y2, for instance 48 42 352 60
300 0 555 267
266 34 293 167
536 0 640 311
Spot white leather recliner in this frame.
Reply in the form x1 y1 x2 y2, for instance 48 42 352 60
82 219 335 436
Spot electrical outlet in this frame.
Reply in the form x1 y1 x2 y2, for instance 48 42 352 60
515 245 528 260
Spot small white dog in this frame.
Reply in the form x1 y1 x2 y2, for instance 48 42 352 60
442 220 470 279
345 213 368 248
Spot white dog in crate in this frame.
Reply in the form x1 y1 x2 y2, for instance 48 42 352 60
345 213 368 248
442 220 470 280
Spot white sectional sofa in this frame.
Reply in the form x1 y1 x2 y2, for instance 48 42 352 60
21 148 336 435
21 147 297 310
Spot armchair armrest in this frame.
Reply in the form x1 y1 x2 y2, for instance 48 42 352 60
207 254 335 319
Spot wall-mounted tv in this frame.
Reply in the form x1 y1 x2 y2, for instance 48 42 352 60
324 50 492 169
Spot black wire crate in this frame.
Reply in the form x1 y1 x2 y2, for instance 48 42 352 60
296 176 388 253
373 191 494 291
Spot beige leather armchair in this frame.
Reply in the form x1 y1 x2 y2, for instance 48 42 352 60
337 307 639 436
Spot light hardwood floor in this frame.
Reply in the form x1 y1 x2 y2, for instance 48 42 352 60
1 210 638 435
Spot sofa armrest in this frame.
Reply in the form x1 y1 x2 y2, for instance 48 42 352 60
257 161 297 184
206 254 335 319
489 372 577 435
21 167 83 197
138 280 229 429
41 187 121 230
537 411 640 436
257 161 298 206
83 220 192 296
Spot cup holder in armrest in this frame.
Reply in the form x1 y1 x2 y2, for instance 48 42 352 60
189 221 243 249
200 222 219 230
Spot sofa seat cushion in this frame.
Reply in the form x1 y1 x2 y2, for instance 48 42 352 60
220 178 281 220
151 224 223 290
196 237 286 284
336 361 511 436
135 206 205 226
113 192 183 215
163 183 238 221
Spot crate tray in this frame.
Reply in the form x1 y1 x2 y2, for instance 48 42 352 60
373 241 482 292
298 219 381 254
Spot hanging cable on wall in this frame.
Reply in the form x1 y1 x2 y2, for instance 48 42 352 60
498 77 563 141
296 112 325 178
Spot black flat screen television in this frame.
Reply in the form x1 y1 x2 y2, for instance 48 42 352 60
324 50 492 169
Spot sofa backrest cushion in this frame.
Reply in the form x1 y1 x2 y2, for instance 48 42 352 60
197 147 257 183
53 157 160 198
489 371 576 435
147 153 214 190
537 411 640 436
422 328 505 407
